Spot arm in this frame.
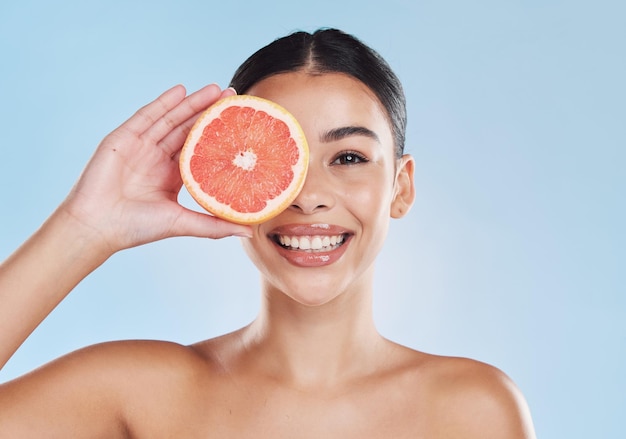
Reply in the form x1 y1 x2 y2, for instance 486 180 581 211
0 340 207 438
0 84 252 436
0 84 251 370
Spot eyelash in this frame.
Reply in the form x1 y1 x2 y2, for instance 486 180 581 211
331 151 369 166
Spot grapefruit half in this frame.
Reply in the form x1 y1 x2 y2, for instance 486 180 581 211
179 95 309 224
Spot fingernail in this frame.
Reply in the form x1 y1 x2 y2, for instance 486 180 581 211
227 87 237 95
234 231 252 238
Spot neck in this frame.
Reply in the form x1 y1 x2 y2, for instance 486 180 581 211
240 277 387 389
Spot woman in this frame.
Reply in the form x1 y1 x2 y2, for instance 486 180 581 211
0 29 535 437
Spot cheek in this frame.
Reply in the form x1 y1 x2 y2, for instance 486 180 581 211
339 175 394 222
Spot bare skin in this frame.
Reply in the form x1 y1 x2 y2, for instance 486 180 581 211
0 74 536 438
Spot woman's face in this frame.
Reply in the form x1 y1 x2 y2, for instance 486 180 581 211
241 71 414 306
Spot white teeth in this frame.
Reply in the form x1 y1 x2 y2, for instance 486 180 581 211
277 234 346 251
311 236 323 250
299 237 311 250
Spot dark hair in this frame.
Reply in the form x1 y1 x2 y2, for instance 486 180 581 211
229 28 406 158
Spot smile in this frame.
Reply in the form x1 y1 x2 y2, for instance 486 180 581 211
268 224 352 267
275 234 346 252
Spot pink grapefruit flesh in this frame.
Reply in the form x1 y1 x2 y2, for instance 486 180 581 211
179 95 309 224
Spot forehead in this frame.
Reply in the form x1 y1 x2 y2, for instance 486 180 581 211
245 72 393 146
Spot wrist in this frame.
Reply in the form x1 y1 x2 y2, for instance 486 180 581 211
48 201 117 267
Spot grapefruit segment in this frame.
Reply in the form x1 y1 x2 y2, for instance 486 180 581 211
179 95 308 224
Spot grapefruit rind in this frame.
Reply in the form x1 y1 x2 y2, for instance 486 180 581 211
179 95 309 225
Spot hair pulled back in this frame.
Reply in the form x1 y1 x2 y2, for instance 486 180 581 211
229 28 406 157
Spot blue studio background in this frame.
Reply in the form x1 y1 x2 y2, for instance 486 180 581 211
1 1 624 437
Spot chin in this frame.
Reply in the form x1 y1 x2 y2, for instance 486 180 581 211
270 279 347 308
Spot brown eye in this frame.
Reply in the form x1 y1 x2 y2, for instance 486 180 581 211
332 151 368 165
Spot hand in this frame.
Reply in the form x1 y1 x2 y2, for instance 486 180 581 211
62 84 252 254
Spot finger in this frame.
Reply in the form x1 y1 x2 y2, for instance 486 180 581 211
148 84 223 154
121 85 187 137
171 208 253 239
158 100 211 159
220 87 237 98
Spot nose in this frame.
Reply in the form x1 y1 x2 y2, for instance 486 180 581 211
289 162 334 214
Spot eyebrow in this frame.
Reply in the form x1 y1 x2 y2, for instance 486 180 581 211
320 126 380 143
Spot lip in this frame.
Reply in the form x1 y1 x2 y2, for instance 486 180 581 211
268 223 353 268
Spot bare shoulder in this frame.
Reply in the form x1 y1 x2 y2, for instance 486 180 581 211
412 352 536 438
0 339 218 437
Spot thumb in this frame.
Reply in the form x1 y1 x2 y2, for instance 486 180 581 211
171 208 253 239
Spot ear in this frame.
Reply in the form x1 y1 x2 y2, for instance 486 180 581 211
390 154 416 219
